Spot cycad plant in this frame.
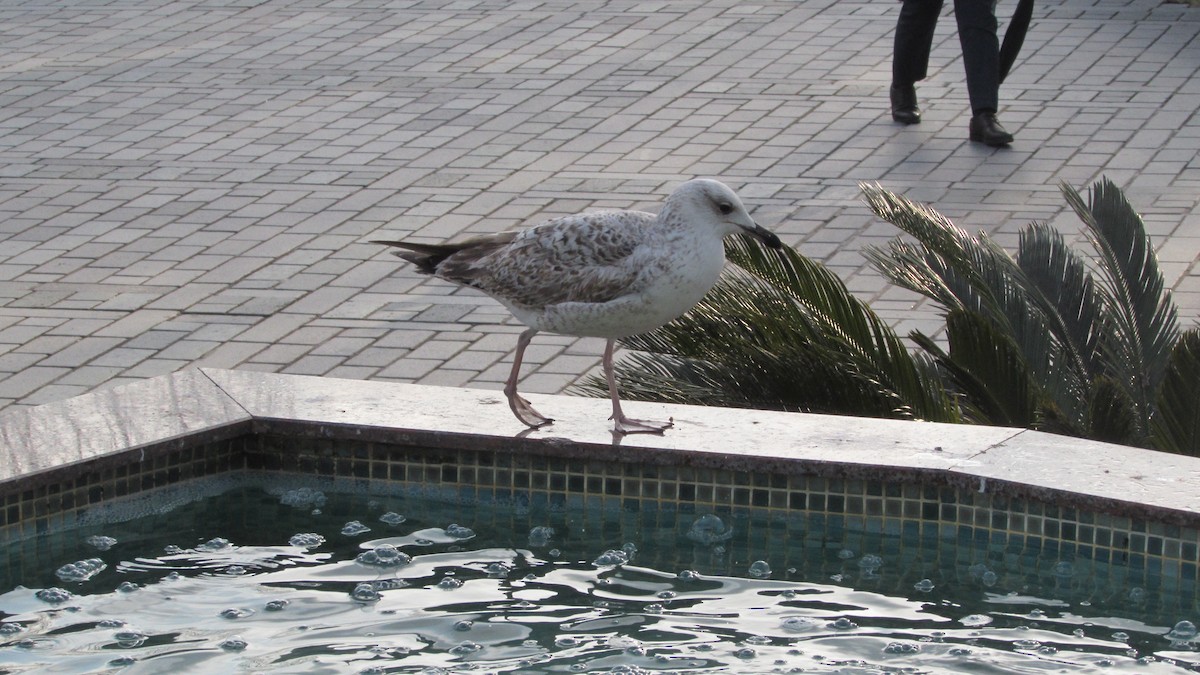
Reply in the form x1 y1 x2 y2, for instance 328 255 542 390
581 178 1200 455
863 178 1199 453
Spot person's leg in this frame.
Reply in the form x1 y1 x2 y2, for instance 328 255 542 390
891 0 944 124
893 0 944 86
954 0 1013 145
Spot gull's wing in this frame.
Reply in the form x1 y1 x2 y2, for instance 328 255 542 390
435 210 655 309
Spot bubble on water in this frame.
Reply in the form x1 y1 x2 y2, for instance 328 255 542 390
379 511 406 525
35 587 73 604
733 647 757 659
265 599 289 612
219 636 248 651
220 608 254 619
622 542 638 556
116 581 139 593
748 560 772 578
960 614 993 627
438 576 463 590
981 570 998 586
913 578 935 592
99 619 126 629
449 640 482 655
556 636 582 647
884 641 921 654
56 558 106 582
686 514 734 545
279 487 326 509
108 656 137 667
644 604 663 614
1111 631 1129 641
593 549 630 567
657 590 677 599
351 583 381 602
677 569 700 582
1027 608 1046 620
163 571 180 581
745 635 772 645
1053 561 1074 578
838 548 856 559
948 647 974 657
454 620 474 631
1073 628 1085 638
1013 639 1041 650
341 521 371 536
549 548 561 557
1097 658 1115 667
782 617 821 632
113 629 147 648
85 535 118 551
289 532 325 548
857 554 882 572
1039 646 1059 655
224 565 247 576
1168 620 1198 642
445 523 475 540
355 545 412 567
1129 587 1146 602
0 622 23 635
163 545 184 555
827 617 858 630
529 526 555 547
196 538 231 552
414 538 434 546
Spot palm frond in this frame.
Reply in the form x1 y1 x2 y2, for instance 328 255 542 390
1015 222 1105 377
861 183 1089 426
1151 329 1200 456
912 309 1040 427
1061 178 1180 430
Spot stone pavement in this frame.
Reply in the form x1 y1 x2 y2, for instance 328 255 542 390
0 0 1197 413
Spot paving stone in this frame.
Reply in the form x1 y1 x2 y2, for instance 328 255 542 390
0 0 1197 414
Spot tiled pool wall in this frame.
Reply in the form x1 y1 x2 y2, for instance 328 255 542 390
3 424 1198 607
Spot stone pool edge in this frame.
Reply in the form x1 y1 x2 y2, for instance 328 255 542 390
2 367 1198 527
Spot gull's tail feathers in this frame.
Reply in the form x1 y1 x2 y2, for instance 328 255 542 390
371 240 463 275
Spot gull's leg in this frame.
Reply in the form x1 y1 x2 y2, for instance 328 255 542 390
505 328 553 428
604 338 673 435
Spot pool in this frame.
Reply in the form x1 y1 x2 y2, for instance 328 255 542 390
2 368 1199 672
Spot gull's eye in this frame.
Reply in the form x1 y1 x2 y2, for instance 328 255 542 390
717 202 734 215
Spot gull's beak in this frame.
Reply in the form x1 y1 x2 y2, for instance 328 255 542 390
742 221 783 250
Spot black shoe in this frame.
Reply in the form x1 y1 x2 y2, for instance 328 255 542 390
969 112 1014 147
890 84 920 125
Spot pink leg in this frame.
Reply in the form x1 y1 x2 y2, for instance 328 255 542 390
504 328 553 428
604 338 673 435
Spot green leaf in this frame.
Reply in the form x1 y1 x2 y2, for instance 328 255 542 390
1062 178 1180 433
1151 329 1200 456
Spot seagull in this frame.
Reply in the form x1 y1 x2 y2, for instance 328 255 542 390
373 178 782 434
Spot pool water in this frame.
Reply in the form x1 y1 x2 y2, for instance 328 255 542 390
1 475 1198 674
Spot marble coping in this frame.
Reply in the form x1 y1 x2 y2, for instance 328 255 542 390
2 368 1198 526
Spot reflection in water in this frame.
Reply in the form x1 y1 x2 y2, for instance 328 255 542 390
0 480 1197 673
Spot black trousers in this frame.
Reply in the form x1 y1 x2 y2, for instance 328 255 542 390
893 0 1000 116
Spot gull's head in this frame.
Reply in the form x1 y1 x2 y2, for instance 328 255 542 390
668 178 783 249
